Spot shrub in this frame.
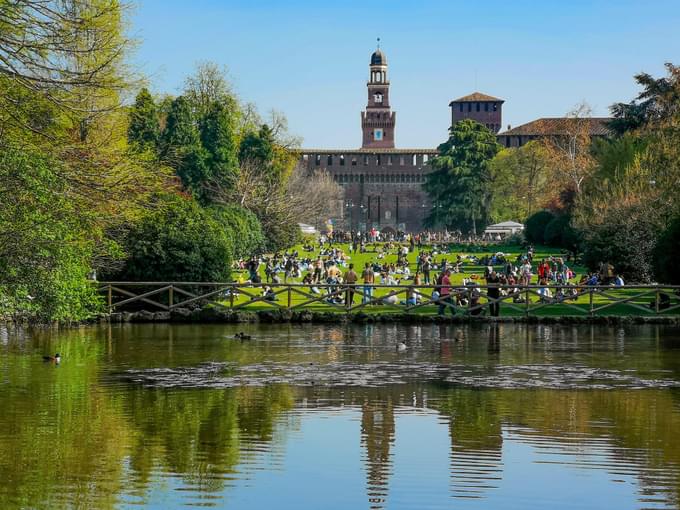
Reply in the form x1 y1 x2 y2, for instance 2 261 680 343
209 205 265 259
110 194 233 282
580 203 662 283
525 211 555 244
543 215 578 249
653 215 680 284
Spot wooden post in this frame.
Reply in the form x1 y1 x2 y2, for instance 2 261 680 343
229 286 235 308
287 285 292 309
168 286 174 310
589 288 594 317
107 284 113 311
525 287 530 317
655 287 660 314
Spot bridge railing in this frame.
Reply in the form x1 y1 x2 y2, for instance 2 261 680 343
97 282 680 317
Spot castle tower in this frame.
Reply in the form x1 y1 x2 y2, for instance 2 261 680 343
361 43 396 148
449 92 504 133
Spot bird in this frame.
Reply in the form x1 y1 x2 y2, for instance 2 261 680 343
234 332 252 340
396 342 407 352
43 353 61 363
454 329 465 342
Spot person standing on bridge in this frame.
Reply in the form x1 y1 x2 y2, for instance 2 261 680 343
361 262 375 304
344 264 358 306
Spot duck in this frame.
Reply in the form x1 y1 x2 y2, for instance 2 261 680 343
43 353 61 363
396 342 407 352
454 329 465 342
234 332 252 340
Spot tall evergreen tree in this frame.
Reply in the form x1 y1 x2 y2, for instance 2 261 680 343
128 88 160 150
200 101 239 190
424 120 501 234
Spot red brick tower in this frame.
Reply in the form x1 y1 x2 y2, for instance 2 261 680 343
361 44 396 148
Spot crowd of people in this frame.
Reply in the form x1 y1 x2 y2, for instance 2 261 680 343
231 231 633 315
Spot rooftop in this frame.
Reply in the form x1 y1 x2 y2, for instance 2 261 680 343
449 92 504 104
498 117 613 137
300 148 437 154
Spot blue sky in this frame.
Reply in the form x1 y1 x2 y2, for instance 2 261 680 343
131 0 680 148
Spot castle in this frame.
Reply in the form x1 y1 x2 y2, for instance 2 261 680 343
299 46 611 233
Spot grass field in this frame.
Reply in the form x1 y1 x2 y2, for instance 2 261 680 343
219 242 680 317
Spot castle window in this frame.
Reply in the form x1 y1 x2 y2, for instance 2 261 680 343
328 155 333 166
360 174 364 184
340 155 345 166
459 103 463 112
423 154 429 164
505 137 510 148
399 155 405 166
493 103 498 111
374 92 383 103
388 155 393 166
381 175 385 183
350 174 354 183
364 155 369 165
315 155 321 166
484 103 489 112
467 103 472 112
351 157 357 166
376 154 381 165
412 154 417 166
476 102 480 112
374 128 383 141
303 154 308 162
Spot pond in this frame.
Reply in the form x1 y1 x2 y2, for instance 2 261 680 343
1 322 680 509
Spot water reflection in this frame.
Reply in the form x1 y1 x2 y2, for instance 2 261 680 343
1 323 680 509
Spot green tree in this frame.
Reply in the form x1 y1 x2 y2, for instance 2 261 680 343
424 120 501 234
108 194 233 282
488 141 553 222
200 101 240 194
128 88 160 150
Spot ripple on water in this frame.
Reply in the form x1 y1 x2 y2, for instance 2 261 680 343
112 362 680 390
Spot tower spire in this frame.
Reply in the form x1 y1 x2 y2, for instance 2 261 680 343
377 36 380 49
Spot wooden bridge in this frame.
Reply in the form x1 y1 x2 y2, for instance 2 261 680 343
98 282 680 317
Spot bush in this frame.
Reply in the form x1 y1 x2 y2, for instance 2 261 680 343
110 194 233 282
525 211 555 244
580 203 662 283
653 215 680 284
209 205 265 259
543 215 578 249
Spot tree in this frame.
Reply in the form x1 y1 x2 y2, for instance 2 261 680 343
542 102 596 194
128 88 160 150
488 141 553 222
199 101 239 194
653 215 680 284
424 120 501 234
107 194 233 282
609 63 680 135
524 211 555 244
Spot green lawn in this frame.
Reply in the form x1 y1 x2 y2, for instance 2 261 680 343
220 242 679 317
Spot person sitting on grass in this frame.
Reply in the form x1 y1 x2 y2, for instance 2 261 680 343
537 277 553 302
262 286 277 302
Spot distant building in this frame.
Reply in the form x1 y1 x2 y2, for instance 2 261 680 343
449 92 504 133
299 46 435 233
496 117 612 148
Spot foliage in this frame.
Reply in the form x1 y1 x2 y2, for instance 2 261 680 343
488 142 553 222
542 215 578 250
609 63 680 135
0 144 102 321
653 215 680 284
208 205 265 259
580 203 662 283
424 120 502 234
128 88 160 151
524 211 555 245
107 194 233 282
